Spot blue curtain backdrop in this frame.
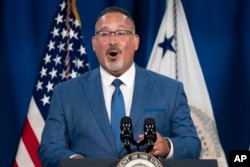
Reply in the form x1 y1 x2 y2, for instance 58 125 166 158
0 0 249 166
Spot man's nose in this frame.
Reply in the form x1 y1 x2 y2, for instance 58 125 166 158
109 33 118 44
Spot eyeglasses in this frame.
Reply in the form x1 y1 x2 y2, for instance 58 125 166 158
95 30 134 41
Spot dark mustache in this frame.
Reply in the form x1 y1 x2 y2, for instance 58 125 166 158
106 45 122 54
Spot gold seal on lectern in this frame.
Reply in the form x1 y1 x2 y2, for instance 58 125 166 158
116 152 163 167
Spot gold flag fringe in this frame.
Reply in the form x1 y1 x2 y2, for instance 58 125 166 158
71 0 82 27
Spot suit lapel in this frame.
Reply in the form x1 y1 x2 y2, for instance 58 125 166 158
80 68 117 153
130 66 154 132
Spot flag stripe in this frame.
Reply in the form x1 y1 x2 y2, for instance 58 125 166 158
15 139 34 166
13 161 18 167
27 97 45 143
22 119 42 167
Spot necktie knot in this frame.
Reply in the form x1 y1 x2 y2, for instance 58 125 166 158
112 79 123 88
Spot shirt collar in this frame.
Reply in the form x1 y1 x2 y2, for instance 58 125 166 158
100 63 135 88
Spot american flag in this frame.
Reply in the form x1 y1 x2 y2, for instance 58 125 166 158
14 0 90 166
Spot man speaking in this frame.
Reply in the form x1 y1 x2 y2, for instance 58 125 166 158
38 6 201 167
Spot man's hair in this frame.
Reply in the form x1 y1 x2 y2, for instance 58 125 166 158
95 6 135 31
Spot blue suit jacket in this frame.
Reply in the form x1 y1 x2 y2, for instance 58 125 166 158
38 65 201 167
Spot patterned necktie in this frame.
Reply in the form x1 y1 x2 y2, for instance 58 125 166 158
111 79 126 152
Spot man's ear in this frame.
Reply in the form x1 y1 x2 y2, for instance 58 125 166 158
134 34 140 51
92 36 96 51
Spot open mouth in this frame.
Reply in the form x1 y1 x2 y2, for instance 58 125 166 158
109 51 118 57
106 46 121 59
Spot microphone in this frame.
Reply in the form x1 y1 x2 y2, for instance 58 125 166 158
120 116 137 153
144 118 157 153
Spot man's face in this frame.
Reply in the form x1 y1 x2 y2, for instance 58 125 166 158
92 12 139 77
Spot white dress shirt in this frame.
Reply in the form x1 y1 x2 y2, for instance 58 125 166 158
100 63 135 122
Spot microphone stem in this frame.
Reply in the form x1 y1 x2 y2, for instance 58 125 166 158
125 144 131 153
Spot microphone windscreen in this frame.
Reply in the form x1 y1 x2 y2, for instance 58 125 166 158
144 118 157 145
120 116 132 129
144 118 155 128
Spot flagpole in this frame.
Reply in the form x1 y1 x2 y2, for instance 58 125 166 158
65 0 71 80
173 0 178 80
